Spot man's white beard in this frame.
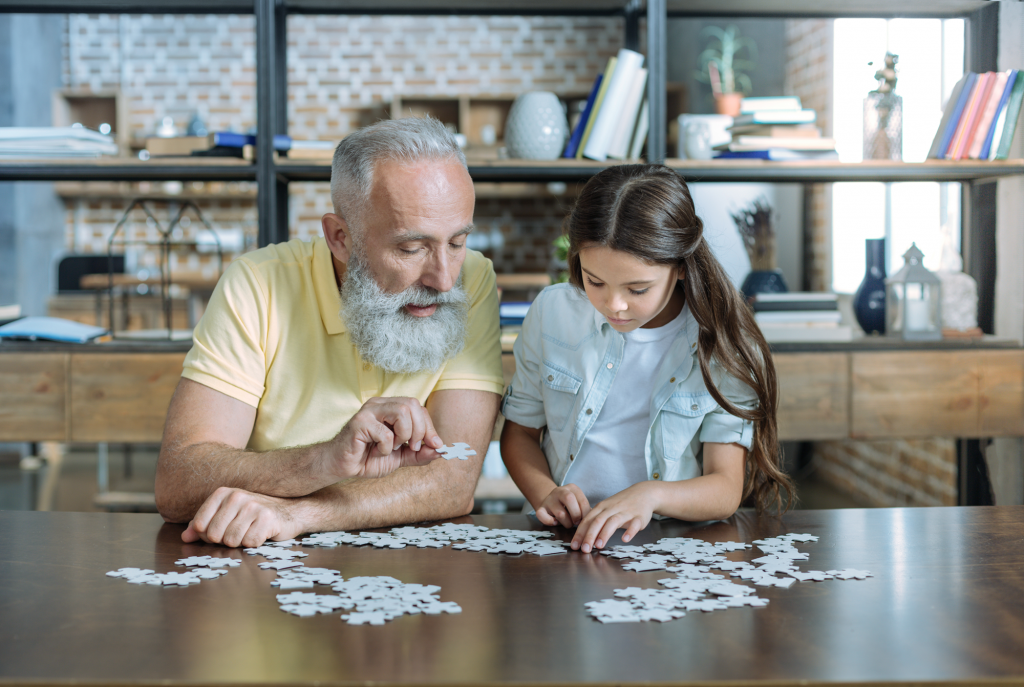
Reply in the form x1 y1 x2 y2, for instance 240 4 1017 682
339 252 469 374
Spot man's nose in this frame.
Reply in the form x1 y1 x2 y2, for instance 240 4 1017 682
420 248 454 292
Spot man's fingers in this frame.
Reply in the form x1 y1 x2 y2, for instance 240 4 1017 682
221 504 261 548
385 404 414 450
181 521 201 543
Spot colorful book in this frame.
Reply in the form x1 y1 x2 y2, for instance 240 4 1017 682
968 71 1011 159
994 72 1024 160
957 72 997 159
739 96 802 113
714 148 838 160
628 97 649 160
607 68 648 160
727 124 821 137
582 48 645 161
576 57 617 160
728 110 817 127
209 132 294 151
981 70 1017 160
927 73 970 159
562 73 603 158
934 72 977 159
723 136 836 151
946 72 990 160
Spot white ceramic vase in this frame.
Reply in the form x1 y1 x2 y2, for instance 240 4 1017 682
504 92 568 160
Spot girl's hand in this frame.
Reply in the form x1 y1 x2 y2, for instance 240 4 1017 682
571 482 658 553
536 484 591 528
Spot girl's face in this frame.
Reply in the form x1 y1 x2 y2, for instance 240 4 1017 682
578 245 685 332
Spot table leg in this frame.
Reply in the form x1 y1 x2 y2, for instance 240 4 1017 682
97 442 109 494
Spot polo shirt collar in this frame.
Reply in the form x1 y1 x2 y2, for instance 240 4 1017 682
312 237 347 335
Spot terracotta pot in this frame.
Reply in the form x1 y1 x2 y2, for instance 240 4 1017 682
714 92 743 117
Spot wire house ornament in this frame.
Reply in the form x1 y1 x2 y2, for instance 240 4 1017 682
106 198 224 340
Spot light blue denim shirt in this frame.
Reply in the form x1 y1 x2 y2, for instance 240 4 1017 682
501 283 756 490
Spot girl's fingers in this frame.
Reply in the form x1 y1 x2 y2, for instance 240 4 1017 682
575 512 607 553
535 507 557 526
595 514 629 550
562 492 583 525
621 517 644 544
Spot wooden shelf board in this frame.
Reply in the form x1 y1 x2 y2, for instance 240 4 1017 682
666 0 990 18
666 158 1024 183
285 0 628 15
0 157 256 182
53 181 257 201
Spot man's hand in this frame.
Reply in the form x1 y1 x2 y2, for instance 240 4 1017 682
326 397 444 480
536 484 591 528
570 482 657 553
182 487 302 548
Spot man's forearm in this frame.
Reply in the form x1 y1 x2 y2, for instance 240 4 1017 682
156 440 332 523
292 457 479 532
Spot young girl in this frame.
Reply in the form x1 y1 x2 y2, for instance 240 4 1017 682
500 164 793 553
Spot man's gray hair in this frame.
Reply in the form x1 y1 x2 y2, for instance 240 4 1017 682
330 116 468 224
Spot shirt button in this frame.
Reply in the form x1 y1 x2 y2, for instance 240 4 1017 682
586 408 593 415
606 363 613 369
653 472 660 480
547 375 553 381
569 454 574 461
691 404 699 411
669 377 676 383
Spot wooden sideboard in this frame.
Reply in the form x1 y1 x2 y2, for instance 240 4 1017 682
1 339 1022 444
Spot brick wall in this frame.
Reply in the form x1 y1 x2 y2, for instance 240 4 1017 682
61 13 620 272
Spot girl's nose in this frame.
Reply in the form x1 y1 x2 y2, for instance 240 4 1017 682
607 292 628 314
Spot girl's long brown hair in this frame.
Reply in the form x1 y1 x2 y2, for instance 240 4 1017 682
565 164 794 513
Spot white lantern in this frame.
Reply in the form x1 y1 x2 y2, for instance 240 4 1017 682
885 243 942 340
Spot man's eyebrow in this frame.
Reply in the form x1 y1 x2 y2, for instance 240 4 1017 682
580 266 654 286
393 224 475 243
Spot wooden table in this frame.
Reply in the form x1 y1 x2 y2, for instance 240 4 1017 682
2 508 1023 686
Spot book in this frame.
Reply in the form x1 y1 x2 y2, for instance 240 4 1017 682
758 324 854 343
728 110 817 127
935 72 978 159
576 57 617 160
956 72 997 159
927 72 971 159
207 132 310 152
0 316 107 343
720 136 836 151
714 148 838 160
145 136 210 156
726 124 821 137
981 70 1017 159
739 96 802 113
607 67 648 160
0 304 21 322
563 73 603 158
946 72 990 160
499 302 531 326
628 97 649 160
582 48 645 161
994 71 1024 160
967 70 1010 159
755 310 843 325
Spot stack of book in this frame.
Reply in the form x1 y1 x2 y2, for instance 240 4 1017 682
752 292 852 342
0 127 118 158
928 70 1023 160
145 133 336 160
715 97 838 161
563 48 649 161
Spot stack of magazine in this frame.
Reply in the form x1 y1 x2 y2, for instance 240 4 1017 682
752 292 852 342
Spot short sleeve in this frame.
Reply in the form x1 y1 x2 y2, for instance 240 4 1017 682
698 363 758 450
181 258 269 408
433 251 505 396
500 292 547 429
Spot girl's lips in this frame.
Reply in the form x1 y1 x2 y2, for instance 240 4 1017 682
607 316 632 325
405 304 438 317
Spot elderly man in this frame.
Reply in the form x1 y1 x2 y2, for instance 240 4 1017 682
154 117 504 547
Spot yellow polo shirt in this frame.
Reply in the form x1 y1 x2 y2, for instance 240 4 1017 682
181 237 504 452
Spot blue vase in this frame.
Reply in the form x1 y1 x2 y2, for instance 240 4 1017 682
853 238 886 334
740 269 788 302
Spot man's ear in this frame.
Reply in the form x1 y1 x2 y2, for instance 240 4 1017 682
322 212 354 264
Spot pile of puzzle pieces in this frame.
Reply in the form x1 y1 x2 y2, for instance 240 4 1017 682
585 533 872 623
299 522 570 556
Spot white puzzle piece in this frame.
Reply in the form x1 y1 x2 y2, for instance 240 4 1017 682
436 442 477 461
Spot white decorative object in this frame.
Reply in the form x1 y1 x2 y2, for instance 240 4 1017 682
683 120 714 160
935 233 979 332
504 91 568 160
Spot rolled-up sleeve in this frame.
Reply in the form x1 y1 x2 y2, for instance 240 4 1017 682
499 294 548 429
699 364 758 449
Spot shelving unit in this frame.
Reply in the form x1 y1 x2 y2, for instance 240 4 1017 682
0 0 1015 249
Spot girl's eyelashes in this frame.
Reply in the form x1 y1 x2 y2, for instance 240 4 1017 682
585 277 604 288
629 288 650 296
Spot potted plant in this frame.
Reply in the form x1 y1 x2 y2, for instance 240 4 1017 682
695 25 757 117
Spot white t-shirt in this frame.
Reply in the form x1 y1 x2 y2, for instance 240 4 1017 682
563 304 687 505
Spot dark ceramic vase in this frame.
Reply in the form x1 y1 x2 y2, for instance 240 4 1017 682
853 238 887 334
740 269 788 302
